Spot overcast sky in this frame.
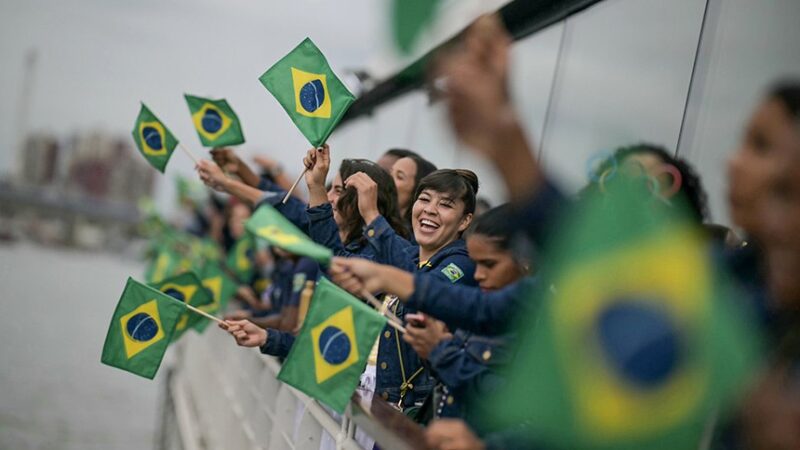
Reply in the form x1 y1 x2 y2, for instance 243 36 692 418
0 0 393 206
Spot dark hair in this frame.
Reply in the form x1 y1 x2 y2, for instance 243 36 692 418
768 80 800 121
415 169 480 215
583 143 709 223
464 204 514 250
337 159 408 244
384 148 420 159
400 155 438 224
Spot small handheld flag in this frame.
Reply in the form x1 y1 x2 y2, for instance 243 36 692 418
184 94 245 147
101 277 186 379
151 272 214 341
278 277 387 413
259 38 355 148
245 204 333 264
132 103 179 173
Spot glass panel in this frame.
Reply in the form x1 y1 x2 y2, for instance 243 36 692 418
539 0 707 191
677 0 800 225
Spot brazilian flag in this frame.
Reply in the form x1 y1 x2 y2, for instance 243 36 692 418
101 277 185 379
131 103 178 173
197 262 239 331
144 247 181 284
490 180 760 449
259 38 355 147
245 204 333 264
151 272 213 341
184 94 245 147
278 277 386 413
226 233 255 283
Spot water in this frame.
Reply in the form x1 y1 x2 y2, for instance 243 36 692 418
0 242 160 450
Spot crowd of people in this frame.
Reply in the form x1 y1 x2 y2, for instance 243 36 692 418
168 14 799 450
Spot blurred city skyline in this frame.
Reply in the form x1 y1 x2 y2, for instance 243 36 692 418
0 0 391 211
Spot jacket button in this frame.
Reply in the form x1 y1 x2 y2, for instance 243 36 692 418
482 350 492 361
381 392 389 400
367 229 375 237
384 330 391 338
380 362 388 370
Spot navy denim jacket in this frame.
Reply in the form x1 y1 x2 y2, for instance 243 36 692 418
428 328 515 425
374 239 478 408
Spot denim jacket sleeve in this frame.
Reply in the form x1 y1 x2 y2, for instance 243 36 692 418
407 277 531 335
427 338 486 390
260 328 295 358
428 333 513 393
363 215 416 271
254 177 310 233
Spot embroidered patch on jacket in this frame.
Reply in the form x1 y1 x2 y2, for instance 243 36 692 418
441 263 464 283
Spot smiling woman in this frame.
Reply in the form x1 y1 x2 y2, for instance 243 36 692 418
412 169 479 263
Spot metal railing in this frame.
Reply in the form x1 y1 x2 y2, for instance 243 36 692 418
160 329 426 450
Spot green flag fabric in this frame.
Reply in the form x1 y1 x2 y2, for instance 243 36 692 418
132 103 178 173
151 272 214 341
226 234 256 283
277 277 387 413
490 180 760 449
197 263 239 329
245 204 333 264
259 38 355 147
101 277 186 379
184 94 245 147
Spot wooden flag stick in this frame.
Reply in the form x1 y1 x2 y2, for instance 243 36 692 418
179 142 200 166
362 291 405 329
386 317 407 334
282 168 307 204
184 303 224 325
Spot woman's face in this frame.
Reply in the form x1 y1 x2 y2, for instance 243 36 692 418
327 172 345 227
412 188 472 254
728 98 796 236
391 157 418 215
466 234 525 292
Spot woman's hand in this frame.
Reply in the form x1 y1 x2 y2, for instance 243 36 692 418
197 159 229 192
344 172 380 224
210 147 240 173
403 313 451 360
329 257 383 295
303 144 331 189
220 319 268 347
437 14 513 160
436 14 542 202
329 257 416 300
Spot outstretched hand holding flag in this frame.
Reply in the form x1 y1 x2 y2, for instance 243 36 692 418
102 277 224 379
